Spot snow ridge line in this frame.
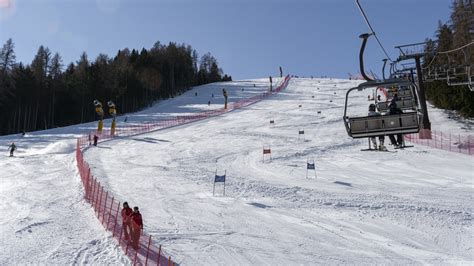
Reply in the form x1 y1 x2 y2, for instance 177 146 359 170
74 76 291 265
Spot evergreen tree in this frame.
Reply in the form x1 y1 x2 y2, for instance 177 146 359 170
423 0 474 118
0 39 231 135
0 38 16 74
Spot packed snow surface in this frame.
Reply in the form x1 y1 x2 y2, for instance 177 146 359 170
1 78 473 265
86 78 473 264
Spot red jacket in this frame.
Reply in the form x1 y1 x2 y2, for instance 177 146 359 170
131 211 143 228
121 207 133 223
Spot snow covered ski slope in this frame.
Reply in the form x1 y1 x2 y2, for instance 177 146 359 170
0 78 280 264
84 78 473 265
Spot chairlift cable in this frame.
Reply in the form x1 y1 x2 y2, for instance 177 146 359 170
437 41 474 55
355 0 393 62
421 54 438 70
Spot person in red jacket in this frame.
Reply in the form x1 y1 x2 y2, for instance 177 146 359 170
121 202 133 242
130 206 143 249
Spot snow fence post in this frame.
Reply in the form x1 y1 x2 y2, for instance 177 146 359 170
90 177 96 207
459 134 461 153
440 131 444 150
449 133 452 152
145 235 152 266
107 196 114 229
157 245 161 266
97 185 103 216
168 256 171 266
102 191 108 224
113 201 120 237
134 247 138 265
86 168 91 200
93 182 98 212
469 135 471 155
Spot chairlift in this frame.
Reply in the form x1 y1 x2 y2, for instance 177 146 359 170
431 48 473 91
376 85 417 112
344 79 423 138
343 33 423 139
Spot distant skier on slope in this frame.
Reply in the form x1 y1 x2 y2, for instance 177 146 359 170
130 206 143 249
93 135 99 146
222 88 228 109
368 104 386 150
8 142 16 157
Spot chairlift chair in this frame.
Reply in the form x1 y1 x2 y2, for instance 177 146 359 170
445 50 473 90
345 33 423 139
447 64 473 90
377 85 417 112
343 79 423 139
424 68 435 82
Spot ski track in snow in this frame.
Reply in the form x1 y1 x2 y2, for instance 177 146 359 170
83 78 473 265
0 150 128 265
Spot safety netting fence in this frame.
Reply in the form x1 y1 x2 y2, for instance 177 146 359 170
405 129 473 156
75 76 291 265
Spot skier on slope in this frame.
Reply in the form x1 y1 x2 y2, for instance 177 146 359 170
368 104 386 150
130 206 143 249
121 202 133 242
222 89 228 109
387 101 405 148
8 142 16 157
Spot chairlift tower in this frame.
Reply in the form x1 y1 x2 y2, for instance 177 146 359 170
395 42 431 130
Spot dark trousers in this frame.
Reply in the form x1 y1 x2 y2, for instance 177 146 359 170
389 134 403 145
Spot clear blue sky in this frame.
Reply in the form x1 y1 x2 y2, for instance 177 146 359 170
1 0 452 80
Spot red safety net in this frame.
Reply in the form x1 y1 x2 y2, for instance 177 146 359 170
405 129 473 156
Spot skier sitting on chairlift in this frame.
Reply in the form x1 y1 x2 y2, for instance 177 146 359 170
387 101 405 148
368 104 386 150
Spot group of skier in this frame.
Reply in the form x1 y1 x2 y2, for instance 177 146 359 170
121 202 143 249
368 92 405 150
